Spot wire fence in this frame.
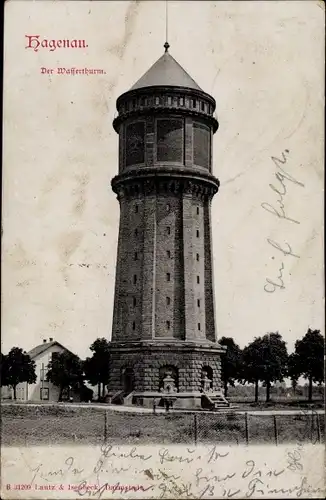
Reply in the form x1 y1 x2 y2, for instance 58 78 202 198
1 404 324 447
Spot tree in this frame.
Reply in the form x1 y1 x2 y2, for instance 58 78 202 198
287 352 301 395
2 347 36 400
242 333 288 403
0 353 9 387
84 338 111 399
294 329 324 402
219 337 242 397
242 339 262 403
47 351 84 402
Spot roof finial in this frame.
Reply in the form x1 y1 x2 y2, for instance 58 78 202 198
164 0 169 52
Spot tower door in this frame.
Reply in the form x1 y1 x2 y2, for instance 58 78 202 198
122 368 135 395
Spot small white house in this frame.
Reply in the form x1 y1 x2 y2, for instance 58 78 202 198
10 338 81 402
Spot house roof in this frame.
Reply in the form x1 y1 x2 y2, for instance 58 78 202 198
130 50 202 92
27 341 73 360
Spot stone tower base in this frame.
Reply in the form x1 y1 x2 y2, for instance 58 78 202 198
107 340 229 410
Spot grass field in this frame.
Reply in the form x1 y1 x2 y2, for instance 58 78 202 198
1 403 324 446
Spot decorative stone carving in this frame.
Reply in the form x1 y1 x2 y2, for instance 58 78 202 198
201 371 213 393
112 175 219 201
160 370 178 394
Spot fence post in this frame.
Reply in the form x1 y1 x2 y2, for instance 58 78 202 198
194 413 198 446
316 413 321 443
273 415 278 446
104 411 107 443
245 412 249 445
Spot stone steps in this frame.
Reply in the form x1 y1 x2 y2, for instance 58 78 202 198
201 392 230 410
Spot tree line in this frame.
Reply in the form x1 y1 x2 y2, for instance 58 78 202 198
0 329 324 402
220 328 324 402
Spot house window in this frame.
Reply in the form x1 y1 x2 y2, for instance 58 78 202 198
135 228 138 237
135 205 138 213
197 207 200 215
166 204 170 212
196 230 200 238
198 323 201 331
196 253 199 261
133 297 137 307
167 273 171 282
166 321 171 329
167 227 171 235
134 252 138 261
197 276 200 284
167 250 171 258
133 275 137 284
197 299 200 307
166 297 171 305
40 388 49 400
132 321 136 330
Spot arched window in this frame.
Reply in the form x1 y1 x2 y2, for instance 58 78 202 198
121 367 135 394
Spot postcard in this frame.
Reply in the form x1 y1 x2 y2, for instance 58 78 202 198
1 0 325 498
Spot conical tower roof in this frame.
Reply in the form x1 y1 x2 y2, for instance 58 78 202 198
130 49 202 92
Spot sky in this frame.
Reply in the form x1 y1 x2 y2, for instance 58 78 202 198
2 0 324 360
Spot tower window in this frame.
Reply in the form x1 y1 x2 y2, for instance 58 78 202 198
126 121 145 166
201 101 205 111
193 121 210 169
167 226 171 235
197 299 200 307
155 97 160 105
133 297 137 307
197 276 200 284
179 97 184 106
166 297 171 306
198 323 201 331
167 250 171 258
140 97 145 106
135 228 138 236
135 205 138 213
196 253 199 261
196 230 200 238
197 207 200 215
167 273 171 282
132 99 137 108
156 118 183 163
192 99 197 108
133 275 137 284
167 96 172 105
166 320 171 329
132 321 136 330
166 204 170 212
134 252 138 261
